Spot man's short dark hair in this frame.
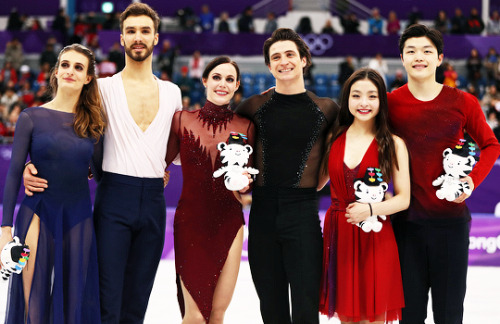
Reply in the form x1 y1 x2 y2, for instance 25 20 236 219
263 28 312 71
399 24 443 56
120 3 160 34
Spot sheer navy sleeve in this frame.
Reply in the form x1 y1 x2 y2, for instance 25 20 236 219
2 112 33 227
90 136 104 182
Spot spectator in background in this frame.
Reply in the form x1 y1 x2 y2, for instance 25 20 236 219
407 6 422 26
158 40 178 79
188 50 205 84
6 8 23 31
296 16 313 34
0 87 19 113
466 48 483 88
467 84 480 98
4 38 24 71
40 40 58 69
486 109 499 134
107 42 125 72
217 11 231 33
338 55 355 91
484 47 499 85
386 10 400 35
83 23 99 48
368 52 388 86
18 81 35 107
340 13 360 34
30 18 43 31
238 6 254 33
181 96 193 111
481 84 500 115
87 37 104 63
37 62 51 86
451 7 467 34
390 69 406 90
368 7 383 35
98 58 117 78
52 8 70 42
17 65 35 91
321 20 336 34
102 12 120 30
176 66 195 98
487 10 500 35
467 7 485 34
199 4 215 32
0 62 18 91
5 102 24 135
177 7 198 31
0 103 7 123
443 62 458 87
33 83 50 104
264 12 278 34
434 10 449 34
70 14 88 44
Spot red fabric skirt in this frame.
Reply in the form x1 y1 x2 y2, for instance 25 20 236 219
320 205 404 323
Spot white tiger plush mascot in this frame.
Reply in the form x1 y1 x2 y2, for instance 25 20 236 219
1 236 30 281
353 168 388 233
213 132 259 191
432 139 477 202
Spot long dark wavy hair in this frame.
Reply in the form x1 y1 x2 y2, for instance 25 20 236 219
323 67 398 181
49 44 105 141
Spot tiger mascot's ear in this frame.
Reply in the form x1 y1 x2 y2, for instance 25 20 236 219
217 142 227 151
245 144 253 155
353 179 363 191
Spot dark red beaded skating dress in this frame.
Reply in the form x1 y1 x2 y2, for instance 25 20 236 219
166 101 254 322
319 131 404 323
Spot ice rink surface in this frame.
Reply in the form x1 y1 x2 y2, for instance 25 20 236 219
2 260 499 323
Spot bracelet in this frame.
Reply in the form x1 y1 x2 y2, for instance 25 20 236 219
368 203 373 216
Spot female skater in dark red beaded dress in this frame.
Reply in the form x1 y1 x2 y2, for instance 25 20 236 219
166 56 254 323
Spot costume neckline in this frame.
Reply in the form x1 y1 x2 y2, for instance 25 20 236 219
198 100 234 137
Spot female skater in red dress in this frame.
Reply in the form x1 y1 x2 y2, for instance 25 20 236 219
319 68 409 323
165 56 254 323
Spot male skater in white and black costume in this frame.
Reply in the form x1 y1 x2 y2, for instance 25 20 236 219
236 28 339 324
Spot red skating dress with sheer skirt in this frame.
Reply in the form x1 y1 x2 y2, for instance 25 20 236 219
320 130 404 323
165 101 254 322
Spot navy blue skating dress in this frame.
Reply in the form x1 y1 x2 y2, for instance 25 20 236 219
2 107 101 324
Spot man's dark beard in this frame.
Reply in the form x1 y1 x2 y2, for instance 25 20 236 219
124 42 154 62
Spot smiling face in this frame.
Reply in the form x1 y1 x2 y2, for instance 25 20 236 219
203 63 240 106
55 50 91 92
120 15 158 62
401 36 443 82
348 79 380 123
267 40 306 83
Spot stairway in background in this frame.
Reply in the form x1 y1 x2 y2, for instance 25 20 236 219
291 0 329 11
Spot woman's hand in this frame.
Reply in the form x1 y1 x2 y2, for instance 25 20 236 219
345 202 371 224
0 227 14 269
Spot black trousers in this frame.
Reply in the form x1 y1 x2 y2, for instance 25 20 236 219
393 219 470 324
94 172 166 324
248 187 323 324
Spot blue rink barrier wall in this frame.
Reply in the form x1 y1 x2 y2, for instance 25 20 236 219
1 145 499 266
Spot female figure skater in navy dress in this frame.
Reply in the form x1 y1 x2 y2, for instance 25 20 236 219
0 44 105 324
166 56 255 323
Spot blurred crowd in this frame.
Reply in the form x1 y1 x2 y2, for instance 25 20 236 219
1 5 500 142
